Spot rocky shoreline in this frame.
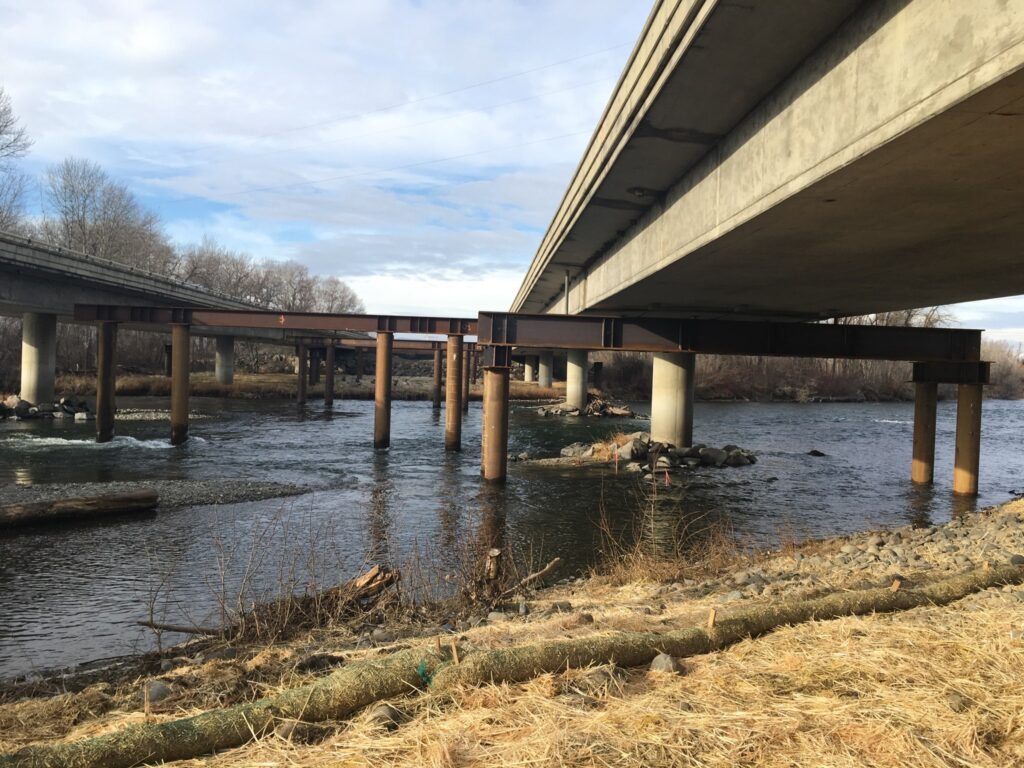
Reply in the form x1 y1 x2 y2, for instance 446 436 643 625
0 480 306 512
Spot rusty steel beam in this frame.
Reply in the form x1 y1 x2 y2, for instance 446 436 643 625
74 305 476 335
478 312 981 362
912 361 991 384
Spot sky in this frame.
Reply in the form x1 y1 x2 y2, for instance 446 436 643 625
0 0 1021 345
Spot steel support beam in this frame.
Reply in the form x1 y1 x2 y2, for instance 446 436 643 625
432 348 443 410
953 384 983 496
170 324 190 446
462 342 472 412
96 322 117 443
445 334 464 451
374 332 393 450
911 382 937 485
478 312 981 362
481 366 510 482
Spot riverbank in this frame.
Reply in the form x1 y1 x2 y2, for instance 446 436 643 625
47 373 562 402
2 498 1022 766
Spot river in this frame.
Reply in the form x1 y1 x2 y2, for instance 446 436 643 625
1 396 1021 679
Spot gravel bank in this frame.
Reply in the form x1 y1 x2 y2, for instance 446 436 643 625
0 480 306 510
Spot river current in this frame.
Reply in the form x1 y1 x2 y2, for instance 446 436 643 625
0 396 1021 678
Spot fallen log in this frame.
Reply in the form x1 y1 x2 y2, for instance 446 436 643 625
135 621 222 637
0 490 158 528
4 563 1021 768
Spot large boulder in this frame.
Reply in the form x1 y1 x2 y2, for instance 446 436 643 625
699 447 729 467
561 442 596 458
617 437 648 462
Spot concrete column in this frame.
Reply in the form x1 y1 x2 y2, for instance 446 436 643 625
524 356 536 383
20 312 57 406
650 352 696 448
96 322 117 443
566 349 589 409
462 343 472 413
911 381 938 485
953 383 983 496
481 366 510 482
538 351 553 388
374 332 393 449
324 345 335 407
170 324 190 445
296 345 308 404
214 335 234 385
445 334 464 451
431 347 443 410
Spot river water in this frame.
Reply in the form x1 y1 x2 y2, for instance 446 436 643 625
1 396 1021 678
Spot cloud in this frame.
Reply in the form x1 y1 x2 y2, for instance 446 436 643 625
1 0 646 310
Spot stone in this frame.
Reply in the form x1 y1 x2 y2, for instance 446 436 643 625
807 449 827 457
142 679 173 705
368 703 405 731
698 447 728 467
548 600 573 613
487 611 511 623
560 442 595 458
649 653 687 675
732 570 751 586
371 628 395 644
725 451 751 467
296 653 346 672
655 455 674 469
518 601 530 616
722 444 740 453
946 691 974 713
576 612 595 624
617 439 646 461
204 646 238 661
1009 554 1024 566
575 665 625 694
840 544 859 555
720 590 744 602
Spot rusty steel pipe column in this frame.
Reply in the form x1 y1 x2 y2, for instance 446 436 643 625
170 324 191 445
953 383 983 496
911 382 938 485
324 345 336 407
481 366 510 482
470 344 479 383
308 349 319 385
432 347 443 410
296 345 308 404
163 343 172 377
374 332 393 449
355 348 363 383
462 343 472 412
96 322 117 443
445 334 464 451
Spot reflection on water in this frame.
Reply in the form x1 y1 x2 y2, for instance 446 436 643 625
0 396 1021 678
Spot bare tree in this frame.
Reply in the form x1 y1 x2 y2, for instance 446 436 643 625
0 86 31 163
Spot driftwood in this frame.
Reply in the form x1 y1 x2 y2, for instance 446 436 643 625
135 621 221 637
4 563 1021 768
0 490 158 528
500 557 562 598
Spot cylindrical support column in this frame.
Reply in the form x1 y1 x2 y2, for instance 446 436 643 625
953 383 983 496
524 356 536 383
374 332 393 449
445 334 464 451
911 381 938 485
650 352 696 448
163 344 172 377
565 349 589 409
95 322 117 443
355 348 364 382
20 312 57 406
324 345 336 407
431 347 443 410
470 345 479 384
308 349 319 385
170 324 191 446
214 335 234 385
481 366 510 482
462 343 472 413
538 351 554 388
296 345 308 404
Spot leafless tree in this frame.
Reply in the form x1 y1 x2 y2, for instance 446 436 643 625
0 87 31 163
0 86 31 232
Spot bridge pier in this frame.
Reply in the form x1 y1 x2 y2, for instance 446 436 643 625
481 365 510 482
470 345 479 384
374 332 393 449
462 342 472 413
445 334 464 451
538 351 553 388
215 335 234 385
296 345 308 404
953 383 983 496
911 382 938 484
524 356 536 383
308 349 320 386
651 352 696 448
163 344 172 377
355 348 364 383
170 324 190 445
96 322 117 443
324 345 335 407
20 312 57 406
566 349 588 409
432 347 443 410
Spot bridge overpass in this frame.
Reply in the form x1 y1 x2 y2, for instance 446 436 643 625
503 0 1024 495
0 231 362 404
